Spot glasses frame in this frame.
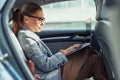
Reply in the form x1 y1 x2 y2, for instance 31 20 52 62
26 15 45 22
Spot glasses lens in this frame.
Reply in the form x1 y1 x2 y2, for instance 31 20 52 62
41 18 45 22
26 15 45 22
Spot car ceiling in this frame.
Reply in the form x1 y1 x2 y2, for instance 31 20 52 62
13 0 70 8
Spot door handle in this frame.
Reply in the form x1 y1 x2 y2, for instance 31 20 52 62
0 53 8 62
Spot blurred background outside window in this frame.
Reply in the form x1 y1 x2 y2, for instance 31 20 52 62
42 0 96 30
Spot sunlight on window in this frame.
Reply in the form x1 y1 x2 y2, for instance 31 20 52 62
42 0 96 30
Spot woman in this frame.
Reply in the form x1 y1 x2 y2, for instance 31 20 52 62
12 2 108 80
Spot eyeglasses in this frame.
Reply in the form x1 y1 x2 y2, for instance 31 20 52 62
26 15 45 22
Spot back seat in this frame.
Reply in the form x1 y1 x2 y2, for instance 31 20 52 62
9 22 39 80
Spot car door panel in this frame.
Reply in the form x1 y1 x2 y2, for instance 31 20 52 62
36 30 91 53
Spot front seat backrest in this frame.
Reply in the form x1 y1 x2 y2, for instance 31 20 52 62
95 20 115 80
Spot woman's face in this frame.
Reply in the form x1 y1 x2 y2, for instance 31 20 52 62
24 10 45 32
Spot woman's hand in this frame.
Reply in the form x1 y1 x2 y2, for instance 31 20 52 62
60 44 81 56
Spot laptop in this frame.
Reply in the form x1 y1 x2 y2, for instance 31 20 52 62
70 43 90 54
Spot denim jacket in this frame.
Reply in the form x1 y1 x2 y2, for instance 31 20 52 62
17 26 68 80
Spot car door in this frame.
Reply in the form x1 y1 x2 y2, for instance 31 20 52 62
37 29 91 54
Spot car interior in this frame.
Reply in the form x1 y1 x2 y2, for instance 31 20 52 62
0 0 120 80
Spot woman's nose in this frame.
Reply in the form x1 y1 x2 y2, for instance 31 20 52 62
40 21 44 26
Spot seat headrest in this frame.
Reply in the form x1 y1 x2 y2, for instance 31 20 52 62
106 0 120 7
9 9 14 22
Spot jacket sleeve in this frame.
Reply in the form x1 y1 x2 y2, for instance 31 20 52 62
19 35 68 73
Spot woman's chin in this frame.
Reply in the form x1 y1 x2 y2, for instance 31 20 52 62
36 29 41 32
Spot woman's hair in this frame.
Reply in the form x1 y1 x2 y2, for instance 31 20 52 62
12 2 42 35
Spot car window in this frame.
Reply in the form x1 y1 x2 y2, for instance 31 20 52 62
42 0 96 30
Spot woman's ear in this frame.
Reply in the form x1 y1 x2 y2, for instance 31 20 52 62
24 16 29 22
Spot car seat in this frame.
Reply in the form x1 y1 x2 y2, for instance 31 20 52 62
93 0 115 79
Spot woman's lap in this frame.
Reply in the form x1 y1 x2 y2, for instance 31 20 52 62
62 47 108 80
62 48 90 80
